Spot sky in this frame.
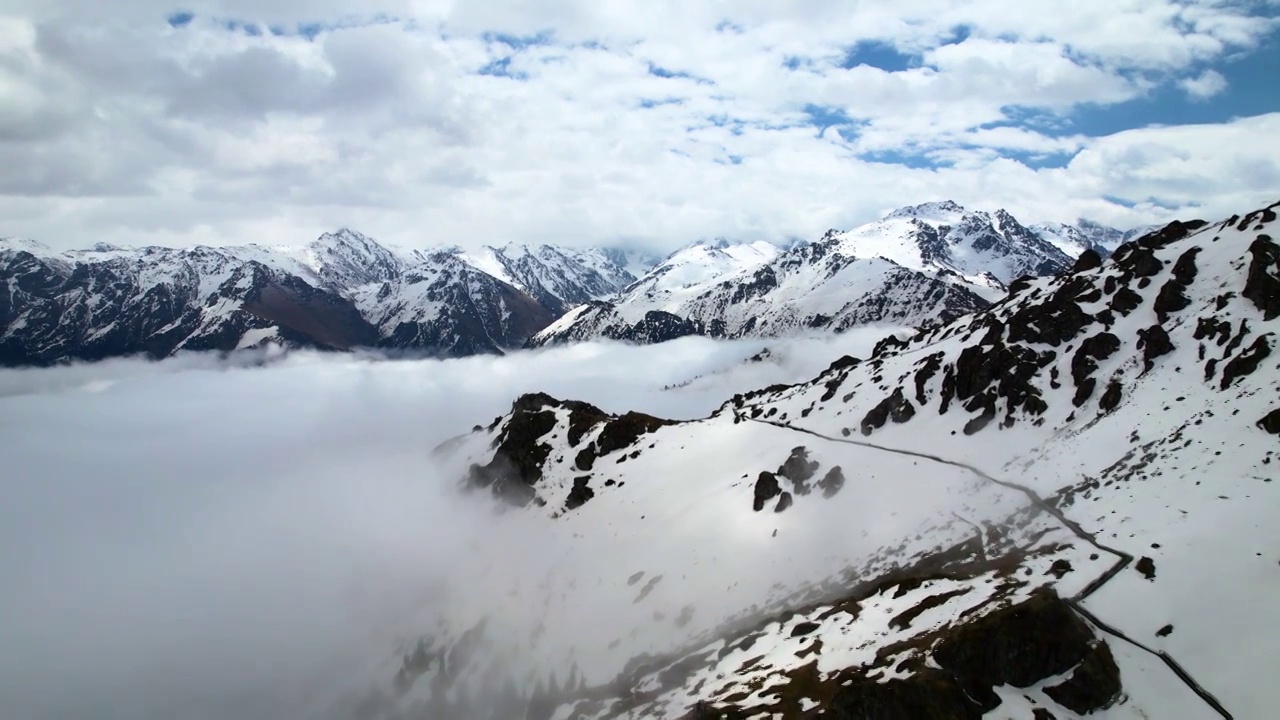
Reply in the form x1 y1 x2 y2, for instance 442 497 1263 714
0 329 898 720
1 1 1279 252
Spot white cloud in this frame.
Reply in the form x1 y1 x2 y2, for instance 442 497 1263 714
1179 68 1229 100
0 1 1276 251
0 331 897 720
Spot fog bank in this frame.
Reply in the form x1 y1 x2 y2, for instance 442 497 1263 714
0 330 895 720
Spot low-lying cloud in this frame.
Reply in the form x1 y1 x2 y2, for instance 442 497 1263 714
0 329 895 720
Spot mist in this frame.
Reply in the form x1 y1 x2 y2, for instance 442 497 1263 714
0 329 898 720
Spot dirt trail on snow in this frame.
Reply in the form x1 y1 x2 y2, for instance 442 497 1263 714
745 415 1233 719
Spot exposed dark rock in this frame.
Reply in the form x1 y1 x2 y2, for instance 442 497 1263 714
818 466 846 499
1043 641 1122 715
1259 409 1280 435
1099 379 1123 413
826 355 862 372
595 412 672 456
465 395 560 505
729 266 778 304
1135 556 1157 580
1113 244 1164 278
1130 219 1207 250
1137 325 1174 373
826 674 989 719
790 621 820 637
872 333 910 358
1157 624 1175 637
1071 333 1121 407
1153 280 1191 323
753 472 781 512
1032 710 1058 720
677 702 744 720
1109 286 1143 315
861 387 916 435
824 590 1118 720
890 587 973 631
942 332 1052 429
565 401 610 447
574 447 596 471
564 476 595 510
1243 235 1280 321
1072 248 1103 273
778 446 819 495
1195 316 1233 344
914 352 945 404
774 491 794 513
933 589 1104 690
1005 286 1092 346
1219 334 1272 389
1171 247 1201 285
1047 559 1073 578
1007 275 1036 295
963 408 996 435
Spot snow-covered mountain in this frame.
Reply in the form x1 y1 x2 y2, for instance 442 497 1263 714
0 204 1151 365
532 202 1074 347
1031 219 1152 258
350 251 558 356
455 244 637 315
0 232 631 365
397 198 1279 719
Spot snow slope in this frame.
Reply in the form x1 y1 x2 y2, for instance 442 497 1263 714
401 199 1279 719
1030 220 1150 258
531 202 1076 348
456 244 636 315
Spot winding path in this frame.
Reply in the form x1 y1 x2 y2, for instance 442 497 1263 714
744 414 1234 719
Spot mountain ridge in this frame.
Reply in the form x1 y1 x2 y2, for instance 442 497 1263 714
530 202 1108 347
405 197 1279 719
1 204 1136 365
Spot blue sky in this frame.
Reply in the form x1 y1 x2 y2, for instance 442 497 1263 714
3 1 1280 250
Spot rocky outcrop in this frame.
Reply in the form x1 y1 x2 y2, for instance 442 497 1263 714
752 472 782 512
1258 408 1280 435
822 590 1118 719
465 394 561 506
861 388 917 435
1243 233 1280 320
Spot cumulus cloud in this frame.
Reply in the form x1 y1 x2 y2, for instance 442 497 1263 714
0 1 1276 250
0 330 897 720
1179 68 1229 100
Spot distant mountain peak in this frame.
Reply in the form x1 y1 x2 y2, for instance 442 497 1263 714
0 236 53 256
313 227 381 249
885 200 967 221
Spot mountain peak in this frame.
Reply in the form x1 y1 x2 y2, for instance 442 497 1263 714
0 236 54 256
885 200 967 222
678 236 737 253
314 227 377 249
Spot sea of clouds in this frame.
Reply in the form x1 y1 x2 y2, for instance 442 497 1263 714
0 329 897 720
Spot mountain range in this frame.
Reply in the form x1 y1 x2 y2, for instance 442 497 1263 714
388 198 1280 719
2 204 1133 366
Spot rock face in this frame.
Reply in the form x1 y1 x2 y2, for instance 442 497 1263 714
0 233 635 365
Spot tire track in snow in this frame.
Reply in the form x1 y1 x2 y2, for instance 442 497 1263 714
743 415 1234 719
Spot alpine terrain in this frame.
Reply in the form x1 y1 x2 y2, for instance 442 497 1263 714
391 199 1279 719
530 202 1107 347
2 204 1130 366
0 232 639 365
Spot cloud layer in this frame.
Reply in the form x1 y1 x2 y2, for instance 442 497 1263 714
1 1 1278 251
0 330 896 720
